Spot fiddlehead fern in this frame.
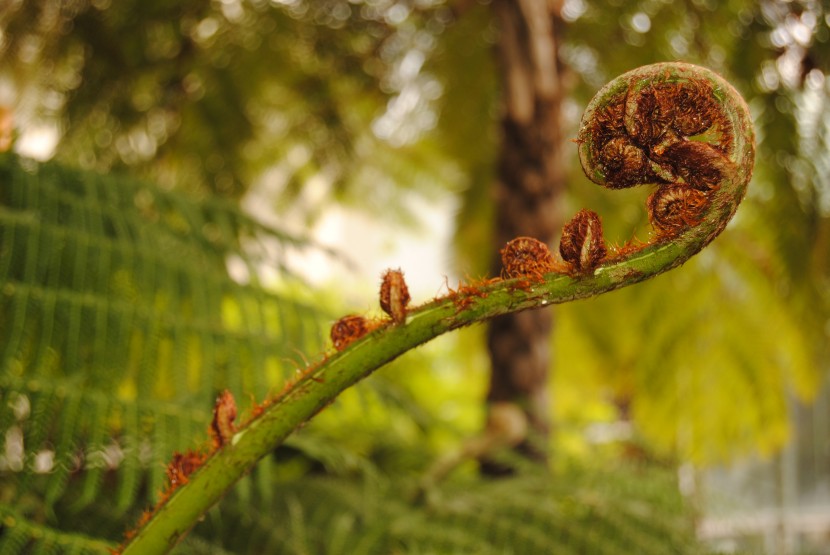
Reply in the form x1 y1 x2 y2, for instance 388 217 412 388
577 62 754 251
118 62 754 554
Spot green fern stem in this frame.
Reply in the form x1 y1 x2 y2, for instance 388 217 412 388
120 62 754 554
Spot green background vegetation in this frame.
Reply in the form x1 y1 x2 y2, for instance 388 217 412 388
1 0 829 553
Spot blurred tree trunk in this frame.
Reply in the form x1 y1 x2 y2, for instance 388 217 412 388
483 0 565 472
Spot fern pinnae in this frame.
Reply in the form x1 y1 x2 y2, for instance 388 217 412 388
579 499 665 554
0 504 114 555
167 305 190 403
244 290 275 393
135 312 162 403
0 208 15 283
1 287 29 371
115 401 142 514
11 213 42 354
285 493 315 555
401 522 503 555
16 383 61 494
428 485 571 554
0 380 21 442
225 336 248 407
29 534 58 555
0 509 36 555
147 410 171 504
91 285 111 382
73 394 111 511
43 388 84 508
471 506 561 553
64 226 88 369
252 452 276 506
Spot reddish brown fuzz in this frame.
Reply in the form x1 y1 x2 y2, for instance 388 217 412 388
379 268 410 324
166 449 207 489
445 277 501 312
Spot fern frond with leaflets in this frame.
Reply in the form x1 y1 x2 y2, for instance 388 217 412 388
0 153 329 548
181 464 702 555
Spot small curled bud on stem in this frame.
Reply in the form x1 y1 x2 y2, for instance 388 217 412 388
330 314 372 351
380 268 411 324
210 390 237 449
500 237 557 279
559 209 607 272
647 184 709 235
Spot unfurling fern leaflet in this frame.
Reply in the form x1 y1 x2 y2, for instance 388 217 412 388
120 62 754 554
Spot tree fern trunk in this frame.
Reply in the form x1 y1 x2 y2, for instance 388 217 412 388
484 0 565 470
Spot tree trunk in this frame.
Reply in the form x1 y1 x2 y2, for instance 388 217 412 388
483 0 564 471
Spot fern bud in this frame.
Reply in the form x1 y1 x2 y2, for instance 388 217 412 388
559 209 607 272
500 236 556 279
210 390 237 449
647 184 709 236
330 314 370 351
379 268 410 324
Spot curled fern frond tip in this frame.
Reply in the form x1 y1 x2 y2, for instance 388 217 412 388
575 62 754 255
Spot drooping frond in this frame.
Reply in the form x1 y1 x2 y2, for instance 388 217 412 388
183 464 703 555
0 153 329 545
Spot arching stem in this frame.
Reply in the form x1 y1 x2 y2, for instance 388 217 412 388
119 62 754 554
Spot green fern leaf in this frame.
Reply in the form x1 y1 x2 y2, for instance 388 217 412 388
0 152 330 540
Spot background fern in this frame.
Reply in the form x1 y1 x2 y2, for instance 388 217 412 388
0 152 331 549
182 462 703 555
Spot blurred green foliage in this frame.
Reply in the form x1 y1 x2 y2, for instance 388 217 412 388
2 0 830 552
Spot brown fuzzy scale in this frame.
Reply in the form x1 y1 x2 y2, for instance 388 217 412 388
444 277 502 312
210 390 237 449
116 448 208 552
379 268 410 324
500 237 557 279
648 184 709 236
166 449 207 489
607 237 649 261
330 314 371 351
559 209 607 272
